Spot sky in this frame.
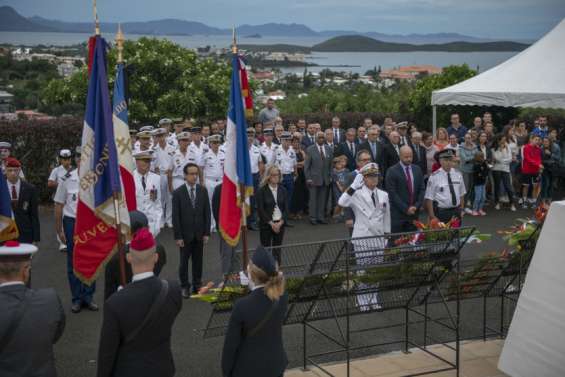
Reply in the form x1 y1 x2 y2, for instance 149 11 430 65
2 0 565 39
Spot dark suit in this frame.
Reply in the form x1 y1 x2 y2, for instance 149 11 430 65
301 133 316 149
304 143 332 222
104 244 167 300
0 284 65 377
334 141 358 172
384 163 425 233
410 143 428 178
358 140 384 170
12 180 40 243
383 143 401 174
222 288 288 377
256 184 288 264
330 127 346 144
172 184 211 291
97 276 182 377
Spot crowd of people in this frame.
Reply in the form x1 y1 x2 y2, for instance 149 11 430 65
1 100 563 376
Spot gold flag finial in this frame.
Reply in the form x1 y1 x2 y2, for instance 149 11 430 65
93 0 100 35
232 26 238 54
116 23 125 63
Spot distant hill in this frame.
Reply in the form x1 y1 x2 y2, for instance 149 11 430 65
0 6 55 32
0 5 530 46
311 35 528 52
238 44 311 54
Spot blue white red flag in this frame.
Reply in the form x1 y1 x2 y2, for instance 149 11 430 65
0 173 19 242
113 62 136 211
219 53 254 246
74 35 130 284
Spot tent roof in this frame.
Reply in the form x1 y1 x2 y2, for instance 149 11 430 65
432 19 565 109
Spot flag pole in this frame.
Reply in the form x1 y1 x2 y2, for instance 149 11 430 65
233 27 249 271
93 0 100 36
114 24 128 287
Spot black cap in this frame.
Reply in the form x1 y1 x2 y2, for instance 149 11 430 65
251 246 277 276
436 148 456 161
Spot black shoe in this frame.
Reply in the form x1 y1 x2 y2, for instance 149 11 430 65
71 303 81 313
248 224 259 231
182 288 190 299
317 220 329 225
310 219 318 225
59 248 67 253
86 301 99 311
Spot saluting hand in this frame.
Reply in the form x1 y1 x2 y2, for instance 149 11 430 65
176 239 185 248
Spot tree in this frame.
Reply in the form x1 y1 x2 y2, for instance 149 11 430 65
41 37 231 123
407 64 477 130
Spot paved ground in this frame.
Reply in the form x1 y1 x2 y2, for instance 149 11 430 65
29 205 532 377
285 339 508 377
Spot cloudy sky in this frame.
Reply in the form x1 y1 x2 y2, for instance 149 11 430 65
3 0 564 39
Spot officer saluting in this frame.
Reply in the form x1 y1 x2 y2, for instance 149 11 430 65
133 150 163 237
202 134 225 233
424 149 466 224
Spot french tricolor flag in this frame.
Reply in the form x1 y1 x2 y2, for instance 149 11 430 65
73 35 130 284
219 53 254 247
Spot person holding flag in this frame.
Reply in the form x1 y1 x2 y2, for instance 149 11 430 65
219 35 255 270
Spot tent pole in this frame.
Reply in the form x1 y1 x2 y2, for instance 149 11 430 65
432 105 437 137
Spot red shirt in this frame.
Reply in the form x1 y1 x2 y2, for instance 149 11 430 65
522 143 542 175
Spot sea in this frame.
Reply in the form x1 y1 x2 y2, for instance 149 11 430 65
0 31 518 75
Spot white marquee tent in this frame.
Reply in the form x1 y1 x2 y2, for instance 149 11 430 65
430 18 565 134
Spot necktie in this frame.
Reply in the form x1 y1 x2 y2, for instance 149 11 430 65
11 184 17 201
190 187 196 207
334 129 338 141
447 172 457 206
141 176 146 191
319 145 324 160
405 166 413 205
349 142 354 155
414 146 420 162
371 192 377 208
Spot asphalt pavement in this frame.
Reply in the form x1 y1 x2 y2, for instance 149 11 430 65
28 205 532 377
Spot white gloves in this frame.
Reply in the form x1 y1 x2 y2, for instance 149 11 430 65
351 173 364 190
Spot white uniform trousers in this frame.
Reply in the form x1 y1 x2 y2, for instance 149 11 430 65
160 173 172 227
205 176 222 232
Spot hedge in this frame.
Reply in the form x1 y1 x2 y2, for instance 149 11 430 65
2 111 563 203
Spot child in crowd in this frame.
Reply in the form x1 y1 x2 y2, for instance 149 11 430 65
331 155 349 221
472 151 490 216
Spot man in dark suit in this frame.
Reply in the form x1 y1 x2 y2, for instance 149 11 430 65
359 125 384 170
409 131 427 179
97 229 182 377
304 132 333 225
330 116 346 145
334 128 359 172
104 211 167 300
0 241 65 377
4 158 40 244
172 162 211 297
301 123 317 149
382 131 402 175
396 122 411 146
384 146 425 233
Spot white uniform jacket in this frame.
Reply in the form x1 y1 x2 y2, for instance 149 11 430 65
338 185 391 239
133 170 163 237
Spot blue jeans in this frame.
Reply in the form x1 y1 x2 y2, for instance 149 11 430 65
473 185 486 211
282 174 294 210
247 173 260 226
63 216 95 305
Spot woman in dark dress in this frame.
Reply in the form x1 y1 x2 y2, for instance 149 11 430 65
290 134 307 218
221 247 288 377
256 165 288 265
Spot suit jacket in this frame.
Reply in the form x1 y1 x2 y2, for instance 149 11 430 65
410 143 428 178
0 284 65 377
97 276 182 377
301 133 316 149
334 141 358 171
358 140 384 170
12 180 40 243
256 184 288 229
384 163 425 222
330 127 346 144
104 244 167 301
383 143 401 174
304 143 332 186
172 184 211 242
222 288 289 377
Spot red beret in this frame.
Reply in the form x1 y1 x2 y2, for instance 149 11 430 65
5 157 21 168
130 228 156 253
